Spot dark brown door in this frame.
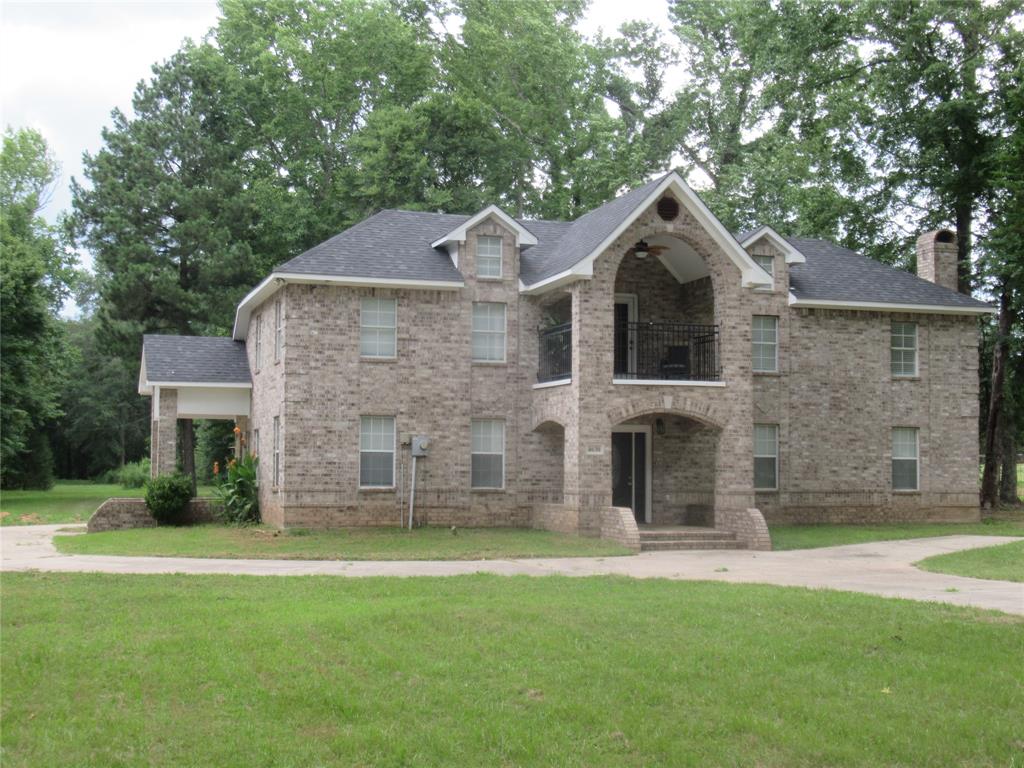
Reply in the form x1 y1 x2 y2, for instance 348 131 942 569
612 431 647 523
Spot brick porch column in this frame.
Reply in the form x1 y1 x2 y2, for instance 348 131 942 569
151 387 178 478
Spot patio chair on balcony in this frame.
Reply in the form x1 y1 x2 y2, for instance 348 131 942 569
661 344 691 379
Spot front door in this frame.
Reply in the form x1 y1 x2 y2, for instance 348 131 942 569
612 430 648 524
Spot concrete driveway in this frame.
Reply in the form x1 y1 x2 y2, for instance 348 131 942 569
2 524 1022 615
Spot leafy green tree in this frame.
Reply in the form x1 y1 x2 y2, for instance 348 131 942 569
0 127 76 488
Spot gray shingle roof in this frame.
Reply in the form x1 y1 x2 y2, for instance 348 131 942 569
143 335 251 385
784 237 990 310
276 209 467 282
264 179 990 313
519 173 670 285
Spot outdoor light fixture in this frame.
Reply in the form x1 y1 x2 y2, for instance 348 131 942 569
633 239 650 259
655 418 666 436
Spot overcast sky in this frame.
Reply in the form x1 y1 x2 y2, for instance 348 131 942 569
0 0 681 231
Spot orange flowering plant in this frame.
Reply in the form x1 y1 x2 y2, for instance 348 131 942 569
212 453 259 524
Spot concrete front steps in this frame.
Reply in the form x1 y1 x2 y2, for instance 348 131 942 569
638 526 745 552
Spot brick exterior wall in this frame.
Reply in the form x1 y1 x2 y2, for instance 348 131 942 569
150 388 178 478
88 498 218 532
242 194 982 538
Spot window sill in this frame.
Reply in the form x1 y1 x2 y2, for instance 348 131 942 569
533 378 571 389
754 488 778 494
361 356 398 363
472 361 507 366
358 486 396 493
753 370 781 377
476 276 504 282
892 489 921 495
892 376 920 382
471 487 506 494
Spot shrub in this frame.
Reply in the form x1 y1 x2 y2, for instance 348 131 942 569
116 459 151 488
213 454 260 525
145 474 193 525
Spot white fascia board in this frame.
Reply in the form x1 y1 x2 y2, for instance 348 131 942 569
741 226 806 264
431 205 538 249
233 272 465 339
519 263 591 295
521 172 770 296
146 381 254 389
788 295 997 315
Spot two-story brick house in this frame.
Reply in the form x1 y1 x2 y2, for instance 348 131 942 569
139 171 993 550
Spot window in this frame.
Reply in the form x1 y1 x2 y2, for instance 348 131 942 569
472 302 506 362
753 253 774 278
360 297 397 358
477 235 502 278
752 315 778 372
471 419 504 489
272 417 281 487
253 314 262 372
892 427 919 491
754 424 778 490
891 322 917 377
359 416 395 488
274 299 283 362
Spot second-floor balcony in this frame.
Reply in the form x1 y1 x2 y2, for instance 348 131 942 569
537 320 721 383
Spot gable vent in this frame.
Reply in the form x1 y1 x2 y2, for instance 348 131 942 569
656 197 679 221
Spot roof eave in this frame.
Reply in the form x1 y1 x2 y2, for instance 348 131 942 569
788 295 997 315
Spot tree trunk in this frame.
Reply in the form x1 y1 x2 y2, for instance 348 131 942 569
180 418 197 497
954 200 973 294
980 283 1013 507
999 425 1017 505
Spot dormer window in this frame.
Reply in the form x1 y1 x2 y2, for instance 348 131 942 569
477 236 502 279
754 254 774 278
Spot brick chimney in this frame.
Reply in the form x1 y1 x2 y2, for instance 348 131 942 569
916 229 959 292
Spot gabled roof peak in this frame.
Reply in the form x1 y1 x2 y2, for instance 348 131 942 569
431 204 538 249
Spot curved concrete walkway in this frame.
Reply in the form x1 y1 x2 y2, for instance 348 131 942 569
3 524 1022 615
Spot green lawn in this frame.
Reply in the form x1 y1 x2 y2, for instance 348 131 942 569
769 519 1024 551
916 539 1024 583
55 524 631 560
0 481 214 526
2 573 1021 767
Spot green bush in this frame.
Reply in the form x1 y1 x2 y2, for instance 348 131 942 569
145 474 193 525
213 454 260 525
117 459 151 488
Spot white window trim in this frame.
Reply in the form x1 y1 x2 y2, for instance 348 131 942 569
476 235 503 280
471 419 506 490
359 416 396 490
360 297 398 359
274 299 283 363
891 427 920 492
891 322 918 378
753 424 779 491
753 253 774 278
471 302 507 363
752 315 779 373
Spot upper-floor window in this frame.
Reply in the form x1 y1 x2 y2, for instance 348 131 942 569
753 254 774 278
253 313 263 372
891 322 917 377
753 424 779 490
471 419 505 489
359 416 395 488
360 297 397 358
274 299 283 362
752 315 778 373
892 427 919 491
472 302 506 362
477 235 502 279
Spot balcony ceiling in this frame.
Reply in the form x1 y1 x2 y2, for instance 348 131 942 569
648 235 709 285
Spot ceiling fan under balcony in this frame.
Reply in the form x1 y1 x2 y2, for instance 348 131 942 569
627 239 669 259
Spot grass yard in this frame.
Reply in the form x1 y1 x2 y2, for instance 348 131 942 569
2 573 1022 767
54 524 631 560
0 481 214 526
916 539 1024 583
769 519 1024 551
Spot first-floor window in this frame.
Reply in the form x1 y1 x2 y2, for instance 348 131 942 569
360 416 395 487
753 424 779 490
471 419 505 489
752 315 778 372
272 417 281 487
892 427 919 491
